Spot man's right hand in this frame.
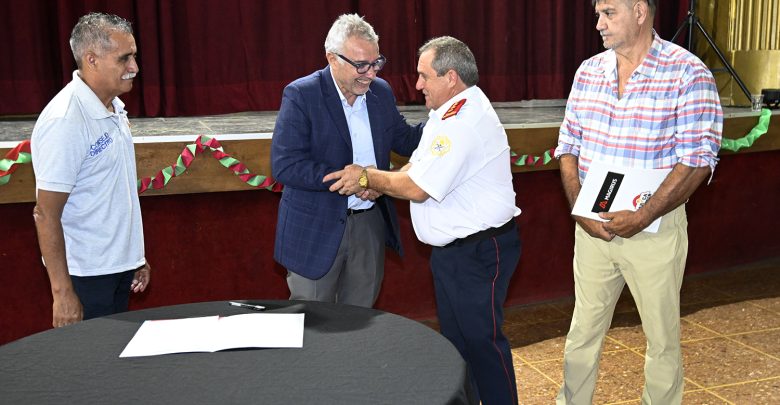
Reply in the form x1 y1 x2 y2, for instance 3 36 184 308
52 290 83 328
356 188 382 201
574 215 615 242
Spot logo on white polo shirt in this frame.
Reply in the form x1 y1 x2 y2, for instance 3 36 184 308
89 132 114 157
430 135 451 156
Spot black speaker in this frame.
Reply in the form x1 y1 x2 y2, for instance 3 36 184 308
762 89 780 109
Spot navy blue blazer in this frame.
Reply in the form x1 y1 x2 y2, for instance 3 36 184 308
271 67 423 280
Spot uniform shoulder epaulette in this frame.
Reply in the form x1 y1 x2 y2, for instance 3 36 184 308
441 99 466 120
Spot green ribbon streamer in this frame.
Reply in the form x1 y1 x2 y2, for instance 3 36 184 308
721 108 772 152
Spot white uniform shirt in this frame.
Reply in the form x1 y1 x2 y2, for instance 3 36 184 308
31 71 146 276
407 86 521 247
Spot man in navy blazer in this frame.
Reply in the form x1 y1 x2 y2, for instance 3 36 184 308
271 14 423 307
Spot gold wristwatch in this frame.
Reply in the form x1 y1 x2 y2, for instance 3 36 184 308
358 169 369 188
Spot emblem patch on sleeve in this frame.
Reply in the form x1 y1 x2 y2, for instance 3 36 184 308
430 135 451 156
441 99 466 120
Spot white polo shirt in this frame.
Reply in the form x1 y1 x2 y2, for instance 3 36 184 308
407 86 521 247
31 71 146 276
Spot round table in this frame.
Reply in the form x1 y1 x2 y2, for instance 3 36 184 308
0 300 475 404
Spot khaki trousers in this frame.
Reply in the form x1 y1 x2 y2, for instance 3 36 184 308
557 205 688 405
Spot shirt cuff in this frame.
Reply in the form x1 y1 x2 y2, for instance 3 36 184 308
35 180 74 194
679 154 719 184
554 143 579 159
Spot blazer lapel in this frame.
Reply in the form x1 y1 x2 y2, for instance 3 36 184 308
321 66 352 148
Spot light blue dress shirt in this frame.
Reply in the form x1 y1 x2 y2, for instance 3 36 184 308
331 75 377 210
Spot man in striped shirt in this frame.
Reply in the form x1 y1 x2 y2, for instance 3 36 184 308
554 1 722 404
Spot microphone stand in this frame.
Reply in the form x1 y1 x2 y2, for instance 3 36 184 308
671 0 752 102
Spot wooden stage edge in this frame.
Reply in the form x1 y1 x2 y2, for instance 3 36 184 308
1 111 777 204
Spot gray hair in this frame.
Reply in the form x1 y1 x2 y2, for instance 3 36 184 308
70 13 133 68
592 0 656 16
418 36 479 87
324 14 379 54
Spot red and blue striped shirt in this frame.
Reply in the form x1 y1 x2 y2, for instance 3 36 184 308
555 32 723 184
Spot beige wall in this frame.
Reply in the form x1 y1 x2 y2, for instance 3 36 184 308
697 0 780 106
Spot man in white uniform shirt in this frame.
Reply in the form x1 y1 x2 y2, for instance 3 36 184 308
325 36 522 405
31 13 150 328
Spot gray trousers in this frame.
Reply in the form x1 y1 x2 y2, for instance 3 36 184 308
286 207 385 308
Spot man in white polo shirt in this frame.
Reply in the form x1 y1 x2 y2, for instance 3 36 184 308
31 13 150 327
325 36 522 405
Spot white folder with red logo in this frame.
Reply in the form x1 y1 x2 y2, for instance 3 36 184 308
571 161 672 233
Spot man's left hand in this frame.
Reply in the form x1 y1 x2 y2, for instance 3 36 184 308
600 210 650 239
131 263 151 293
324 164 365 195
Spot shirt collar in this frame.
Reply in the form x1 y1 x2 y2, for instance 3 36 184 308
634 30 662 79
429 85 477 119
72 70 126 120
600 30 662 80
330 71 367 108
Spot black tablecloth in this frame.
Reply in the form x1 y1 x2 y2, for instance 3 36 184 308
0 300 475 404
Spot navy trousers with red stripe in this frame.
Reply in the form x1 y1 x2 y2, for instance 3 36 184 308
431 221 521 405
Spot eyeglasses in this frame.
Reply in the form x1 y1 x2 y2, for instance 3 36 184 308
336 53 387 74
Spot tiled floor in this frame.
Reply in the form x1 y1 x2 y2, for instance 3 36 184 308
423 257 780 404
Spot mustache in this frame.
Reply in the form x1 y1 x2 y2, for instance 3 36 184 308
121 72 137 80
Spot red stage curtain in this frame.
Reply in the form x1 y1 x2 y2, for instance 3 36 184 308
0 0 688 117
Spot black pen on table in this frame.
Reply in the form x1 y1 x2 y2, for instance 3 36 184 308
228 301 266 311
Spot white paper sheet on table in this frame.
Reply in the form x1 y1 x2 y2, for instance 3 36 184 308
571 162 672 233
119 313 305 358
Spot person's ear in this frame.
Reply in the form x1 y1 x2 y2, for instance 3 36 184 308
635 1 648 24
447 69 459 87
85 52 98 69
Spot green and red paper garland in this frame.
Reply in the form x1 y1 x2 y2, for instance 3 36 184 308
511 148 555 167
138 135 282 193
0 109 774 190
0 140 31 186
